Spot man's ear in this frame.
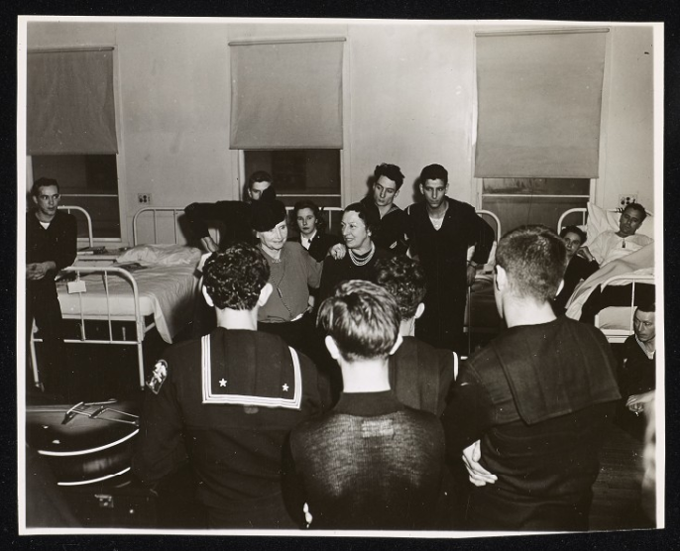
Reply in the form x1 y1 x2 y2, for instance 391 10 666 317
258 283 273 307
324 335 341 360
394 187 401 198
495 266 507 291
415 302 425 320
202 285 214 307
418 183 424 196
388 333 404 356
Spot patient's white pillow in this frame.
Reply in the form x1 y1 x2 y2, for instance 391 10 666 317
586 203 654 242
116 244 202 266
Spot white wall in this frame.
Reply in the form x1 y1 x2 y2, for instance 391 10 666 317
26 20 657 243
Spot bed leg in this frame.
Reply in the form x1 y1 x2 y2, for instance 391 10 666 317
137 343 145 390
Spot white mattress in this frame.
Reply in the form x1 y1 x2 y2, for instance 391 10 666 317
57 264 199 343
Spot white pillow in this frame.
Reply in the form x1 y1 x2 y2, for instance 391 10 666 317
586 203 654 243
116 244 202 266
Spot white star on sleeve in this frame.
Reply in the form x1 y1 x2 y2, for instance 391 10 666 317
219 378 227 387
282 383 289 392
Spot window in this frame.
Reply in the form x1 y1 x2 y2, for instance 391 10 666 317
481 178 590 233
27 48 122 240
231 38 345 213
244 150 341 208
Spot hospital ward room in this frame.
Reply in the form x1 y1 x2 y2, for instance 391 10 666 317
20 18 663 535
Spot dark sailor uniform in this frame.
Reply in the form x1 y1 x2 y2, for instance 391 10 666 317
133 328 331 529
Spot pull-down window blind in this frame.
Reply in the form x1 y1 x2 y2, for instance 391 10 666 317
229 39 344 150
475 30 607 179
27 49 118 154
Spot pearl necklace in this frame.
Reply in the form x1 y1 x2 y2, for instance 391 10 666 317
348 242 376 267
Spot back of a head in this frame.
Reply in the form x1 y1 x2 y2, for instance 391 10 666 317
496 225 567 303
374 256 427 321
317 280 400 362
373 163 405 190
419 164 448 184
203 243 270 310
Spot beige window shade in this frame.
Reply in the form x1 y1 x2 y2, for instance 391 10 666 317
475 30 607 178
230 39 344 149
27 49 118 155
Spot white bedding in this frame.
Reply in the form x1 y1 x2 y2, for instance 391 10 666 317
57 264 199 343
565 243 654 321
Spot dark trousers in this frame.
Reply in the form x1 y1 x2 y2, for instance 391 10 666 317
580 283 655 324
26 278 65 393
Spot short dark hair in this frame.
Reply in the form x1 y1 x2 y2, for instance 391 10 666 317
343 202 378 235
419 164 448 185
624 202 647 223
374 256 427 320
317 280 400 362
293 200 326 232
373 163 405 190
203 243 270 310
636 301 656 314
248 171 273 190
496 225 567 302
32 177 60 197
560 225 587 245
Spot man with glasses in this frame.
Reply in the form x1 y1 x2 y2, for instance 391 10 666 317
26 177 77 393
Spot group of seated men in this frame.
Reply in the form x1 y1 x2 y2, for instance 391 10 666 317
131 222 654 530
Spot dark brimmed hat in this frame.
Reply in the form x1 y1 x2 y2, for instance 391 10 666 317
251 199 287 232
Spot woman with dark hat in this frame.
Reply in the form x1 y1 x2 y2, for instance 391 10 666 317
251 199 323 351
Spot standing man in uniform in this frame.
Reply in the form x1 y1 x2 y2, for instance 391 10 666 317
407 164 494 353
26 177 77 393
133 243 330 529
441 225 621 531
360 163 410 255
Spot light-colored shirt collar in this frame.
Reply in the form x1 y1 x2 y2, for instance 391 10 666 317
300 230 317 249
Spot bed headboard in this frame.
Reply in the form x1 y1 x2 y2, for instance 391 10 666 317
132 207 190 246
58 205 94 248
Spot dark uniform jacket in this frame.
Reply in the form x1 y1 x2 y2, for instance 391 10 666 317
291 231 341 263
441 316 621 531
360 196 409 255
132 328 331 529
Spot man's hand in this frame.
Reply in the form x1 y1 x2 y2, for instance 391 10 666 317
26 261 55 281
466 265 477 286
626 390 655 415
577 246 595 263
328 243 347 260
462 440 497 487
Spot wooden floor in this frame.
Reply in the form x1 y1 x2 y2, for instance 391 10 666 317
589 422 655 531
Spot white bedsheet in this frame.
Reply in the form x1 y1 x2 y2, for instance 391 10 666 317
565 243 654 321
57 264 199 343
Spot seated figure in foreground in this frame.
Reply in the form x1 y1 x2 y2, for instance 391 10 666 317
286 280 446 530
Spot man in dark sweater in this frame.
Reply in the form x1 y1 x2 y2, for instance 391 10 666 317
441 225 621 531
286 280 446 530
406 164 495 354
133 243 330 529
359 163 410 255
26 177 77 392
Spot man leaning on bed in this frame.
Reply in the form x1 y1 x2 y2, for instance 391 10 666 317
441 225 620 531
132 242 331 529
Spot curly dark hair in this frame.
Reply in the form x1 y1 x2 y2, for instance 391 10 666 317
374 256 427 320
32 177 60 197
373 163 405 190
202 243 270 310
317 280 400 362
496 225 567 302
